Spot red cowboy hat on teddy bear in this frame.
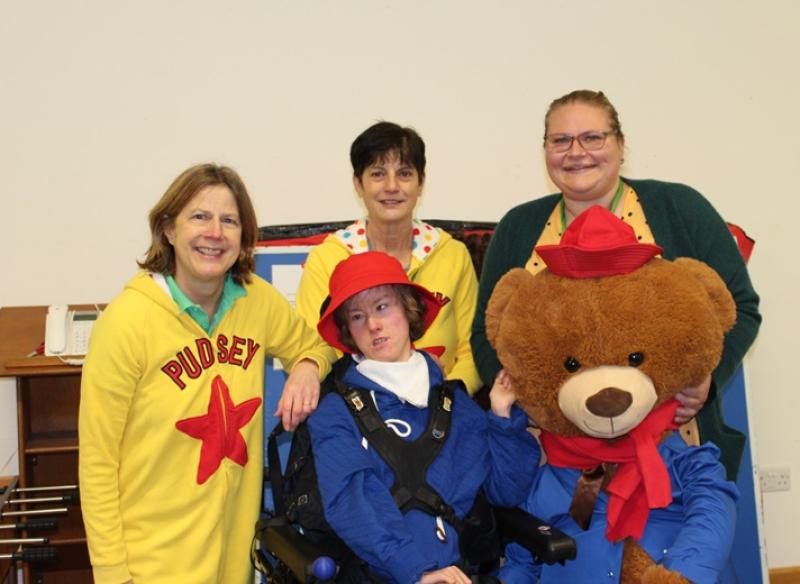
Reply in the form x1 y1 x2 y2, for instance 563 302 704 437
535 206 663 278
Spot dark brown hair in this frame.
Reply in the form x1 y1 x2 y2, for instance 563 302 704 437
350 121 426 182
543 90 625 145
332 284 427 354
138 163 258 285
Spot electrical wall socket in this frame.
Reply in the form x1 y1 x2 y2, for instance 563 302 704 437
760 466 791 492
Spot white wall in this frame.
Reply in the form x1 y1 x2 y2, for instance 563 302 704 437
0 383 17 476
1 0 796 569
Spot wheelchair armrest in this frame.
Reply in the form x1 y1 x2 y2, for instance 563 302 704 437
493 507 577 565
256 516 330 583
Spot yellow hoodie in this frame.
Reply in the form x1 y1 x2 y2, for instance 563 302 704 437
296 219 481 393
79 271 333 584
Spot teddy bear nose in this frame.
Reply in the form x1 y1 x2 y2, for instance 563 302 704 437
585 387 633 418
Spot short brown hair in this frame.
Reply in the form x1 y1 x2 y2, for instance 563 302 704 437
332 284 427 354
543 90 625 145
138 163 258 285
350 121 426 181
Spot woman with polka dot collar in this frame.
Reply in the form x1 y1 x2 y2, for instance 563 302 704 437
297 121 482 394
471 90 761 480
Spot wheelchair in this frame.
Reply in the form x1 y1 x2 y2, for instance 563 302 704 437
251 422 576 584
253 504 576 584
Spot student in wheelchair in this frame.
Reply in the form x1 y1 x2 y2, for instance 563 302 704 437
286 250 539 584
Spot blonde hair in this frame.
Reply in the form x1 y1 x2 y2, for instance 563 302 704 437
543 90 625 145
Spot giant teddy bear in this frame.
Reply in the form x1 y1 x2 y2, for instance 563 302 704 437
486 207 739 584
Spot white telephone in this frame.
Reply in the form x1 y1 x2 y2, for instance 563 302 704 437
45 304 99 356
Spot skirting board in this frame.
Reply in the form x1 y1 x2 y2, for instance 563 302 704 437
770 567 800 584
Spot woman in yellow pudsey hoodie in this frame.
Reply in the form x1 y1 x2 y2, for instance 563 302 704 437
79 164 334 584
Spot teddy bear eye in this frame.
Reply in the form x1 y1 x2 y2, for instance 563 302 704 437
628 352 645 367
564 357 581 373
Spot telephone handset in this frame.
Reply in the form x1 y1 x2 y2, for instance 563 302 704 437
45 305 69 355
45 304 99 356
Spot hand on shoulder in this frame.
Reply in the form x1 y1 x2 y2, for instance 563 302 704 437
275 359 321 431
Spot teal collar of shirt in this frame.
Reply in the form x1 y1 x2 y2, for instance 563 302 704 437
165 274 246 334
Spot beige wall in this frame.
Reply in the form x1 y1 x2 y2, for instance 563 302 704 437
1 0 796 570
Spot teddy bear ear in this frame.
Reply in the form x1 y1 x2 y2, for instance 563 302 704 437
485 268 533 347
673 257 736 333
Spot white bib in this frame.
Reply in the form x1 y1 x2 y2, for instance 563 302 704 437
355 351 430 408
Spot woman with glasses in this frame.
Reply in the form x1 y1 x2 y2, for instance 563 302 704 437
471 89 760 480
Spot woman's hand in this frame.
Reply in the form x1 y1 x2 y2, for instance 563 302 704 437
489 368 516 419
418 565 471 584
674 374 711 425
275 359 321 431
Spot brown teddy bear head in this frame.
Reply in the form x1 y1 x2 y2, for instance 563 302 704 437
486 256 735 438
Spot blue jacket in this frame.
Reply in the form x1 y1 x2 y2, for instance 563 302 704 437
500 433 739 584
308 354 537 584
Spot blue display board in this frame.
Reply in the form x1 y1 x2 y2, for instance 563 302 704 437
721 366 766 583
255 247 313 515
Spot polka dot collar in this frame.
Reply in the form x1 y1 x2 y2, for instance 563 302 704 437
334 218 441 263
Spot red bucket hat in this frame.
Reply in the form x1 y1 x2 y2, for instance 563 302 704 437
317 251 443 354
535 206 662 278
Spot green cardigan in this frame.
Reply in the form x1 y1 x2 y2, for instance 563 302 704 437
471 178 761 479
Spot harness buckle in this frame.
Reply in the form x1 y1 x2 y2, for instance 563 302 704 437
349 395 365 411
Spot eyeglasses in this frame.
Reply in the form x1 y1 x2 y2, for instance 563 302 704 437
544 130 617 153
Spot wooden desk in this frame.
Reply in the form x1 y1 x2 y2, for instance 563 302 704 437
0 307 93 583
0 306 91 376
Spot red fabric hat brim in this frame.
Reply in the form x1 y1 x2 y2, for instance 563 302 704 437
536 241 663 279
317 252 442 354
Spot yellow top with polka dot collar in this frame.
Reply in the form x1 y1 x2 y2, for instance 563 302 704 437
525 181 658 276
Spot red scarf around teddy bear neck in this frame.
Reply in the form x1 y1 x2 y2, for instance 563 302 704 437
539 398 680 542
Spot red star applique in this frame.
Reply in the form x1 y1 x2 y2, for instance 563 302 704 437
175 374 262 484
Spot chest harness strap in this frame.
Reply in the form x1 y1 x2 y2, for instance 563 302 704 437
335 380 463 533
